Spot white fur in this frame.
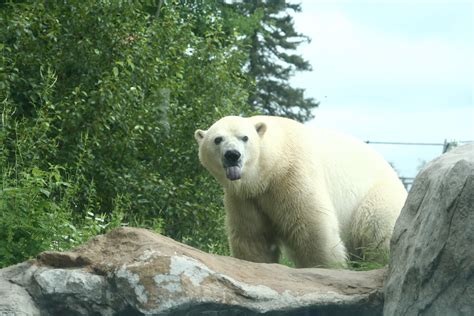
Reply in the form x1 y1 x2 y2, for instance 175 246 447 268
195 116 407 268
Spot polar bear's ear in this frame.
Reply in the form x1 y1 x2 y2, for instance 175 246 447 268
194 129 207 143
255 122 267 137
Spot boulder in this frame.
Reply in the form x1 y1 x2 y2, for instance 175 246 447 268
0 263 40 316
384 144 474 315
1 227 384 315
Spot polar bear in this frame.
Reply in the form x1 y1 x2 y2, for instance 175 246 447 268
194 115 407 268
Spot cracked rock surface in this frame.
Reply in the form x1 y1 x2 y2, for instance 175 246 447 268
384 144 474 316
1 227 384 315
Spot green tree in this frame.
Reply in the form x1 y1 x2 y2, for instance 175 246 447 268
0 0 253 266
222 0 319 122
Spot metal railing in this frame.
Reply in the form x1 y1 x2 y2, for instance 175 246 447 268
365 139 473 190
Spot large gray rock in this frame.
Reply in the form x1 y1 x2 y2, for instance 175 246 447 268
0 263 40 316
384 144 474 315
1 227 385 315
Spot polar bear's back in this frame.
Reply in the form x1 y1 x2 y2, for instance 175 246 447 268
309 126 404 230
249 115 405 232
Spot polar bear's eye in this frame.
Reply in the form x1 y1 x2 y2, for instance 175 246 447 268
214 137 223 145
242 136 249 142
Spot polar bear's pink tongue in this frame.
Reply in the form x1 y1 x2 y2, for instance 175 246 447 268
226 166 241 181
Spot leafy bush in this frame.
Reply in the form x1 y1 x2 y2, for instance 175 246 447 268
0 0 254 267
0 164 124 267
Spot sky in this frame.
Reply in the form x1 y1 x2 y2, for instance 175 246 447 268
291 0 473 180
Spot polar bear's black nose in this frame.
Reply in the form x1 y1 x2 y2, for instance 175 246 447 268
224 150 241 163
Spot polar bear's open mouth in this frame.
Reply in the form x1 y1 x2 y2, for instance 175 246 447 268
225 166 242 181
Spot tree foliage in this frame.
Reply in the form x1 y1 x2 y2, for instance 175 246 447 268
0 0 315 267
0 0 254 267
222 0 319 122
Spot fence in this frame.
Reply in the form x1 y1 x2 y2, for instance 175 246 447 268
365 139 473 190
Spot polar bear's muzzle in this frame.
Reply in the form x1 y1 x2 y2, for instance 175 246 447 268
223 150 242 181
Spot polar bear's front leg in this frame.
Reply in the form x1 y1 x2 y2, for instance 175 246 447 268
282 204 348 268
286 223 348 268
224 193 280 263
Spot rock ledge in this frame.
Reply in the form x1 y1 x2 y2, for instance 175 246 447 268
1 227 384 316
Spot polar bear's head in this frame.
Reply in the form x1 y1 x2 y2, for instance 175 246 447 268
194 116 266 184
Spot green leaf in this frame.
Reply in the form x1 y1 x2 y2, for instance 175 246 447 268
39 189 51 197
